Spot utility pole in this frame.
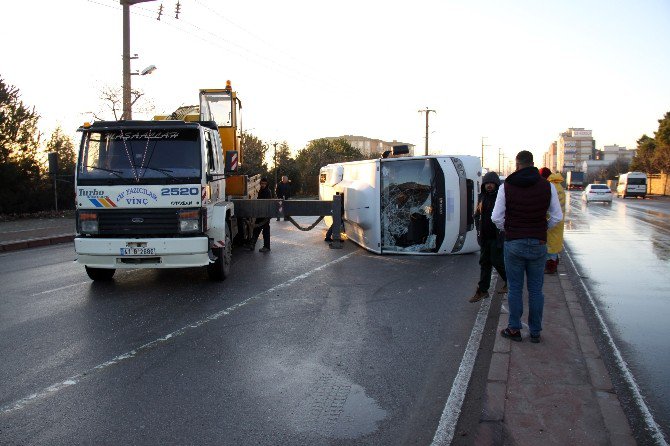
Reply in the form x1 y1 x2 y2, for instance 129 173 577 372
418 107 436 156
498 148 502 173
121 0 156 120
481 137 490 168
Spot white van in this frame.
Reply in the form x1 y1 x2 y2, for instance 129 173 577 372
319 155 481 255
616 172 647 198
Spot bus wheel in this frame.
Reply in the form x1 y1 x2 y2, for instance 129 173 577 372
85 266 115 281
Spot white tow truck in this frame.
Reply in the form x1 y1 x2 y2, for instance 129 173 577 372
74 83 343 281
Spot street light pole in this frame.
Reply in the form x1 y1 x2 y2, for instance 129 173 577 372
418 107 436 156
481 136 490 168
121 0 155 120
273 142 278 190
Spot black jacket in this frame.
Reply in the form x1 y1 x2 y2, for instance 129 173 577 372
276 181 292 199
258 185 273 199
475 171 504 246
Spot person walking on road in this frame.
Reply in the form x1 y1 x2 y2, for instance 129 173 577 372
246 177 273 252
492 151 563 343
540 168 566 274
275 175 292 221
469 171 508 302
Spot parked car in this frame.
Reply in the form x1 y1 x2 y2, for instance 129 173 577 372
582 184 613 203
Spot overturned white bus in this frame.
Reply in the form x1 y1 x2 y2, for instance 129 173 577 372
319 154 481 255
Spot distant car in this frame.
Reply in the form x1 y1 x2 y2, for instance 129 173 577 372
582 184 613 203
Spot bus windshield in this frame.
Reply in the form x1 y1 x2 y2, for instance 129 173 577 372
380 158 445 253
77 129 201 185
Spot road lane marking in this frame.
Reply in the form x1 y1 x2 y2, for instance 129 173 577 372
565 249 668 446
30 281 90 296
0 251 357 415
430 277 494 446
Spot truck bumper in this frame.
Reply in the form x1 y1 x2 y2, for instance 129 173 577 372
75 237 210 269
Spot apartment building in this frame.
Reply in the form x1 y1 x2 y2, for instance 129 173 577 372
556 128 595 172
543 141 558 172
601 144 636 163
323 135 415 157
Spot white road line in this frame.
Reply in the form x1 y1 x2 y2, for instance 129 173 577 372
431 277 494 446
565 249 669 445
31 282 90 296
0 251 357 415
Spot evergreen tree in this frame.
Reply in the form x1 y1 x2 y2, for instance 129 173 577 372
0 76 43 213
45 127 77 209
653 111 670 173
269 141 301 194
630 134 657 173
295 138 364 195
239 131 268 176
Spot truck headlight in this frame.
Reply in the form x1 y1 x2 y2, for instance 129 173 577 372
79 211 99 234
179 209 201 233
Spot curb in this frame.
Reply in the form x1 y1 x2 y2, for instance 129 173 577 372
0 235 75 252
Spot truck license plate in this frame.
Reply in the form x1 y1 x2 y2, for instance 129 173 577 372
120 247 156 256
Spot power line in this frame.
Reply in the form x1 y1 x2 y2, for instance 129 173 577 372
87 0 327 87
192 0 307 67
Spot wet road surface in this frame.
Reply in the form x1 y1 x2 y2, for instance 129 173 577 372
0 220 487 445
564 192 670 440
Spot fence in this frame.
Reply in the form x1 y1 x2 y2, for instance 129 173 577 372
648 173 670 196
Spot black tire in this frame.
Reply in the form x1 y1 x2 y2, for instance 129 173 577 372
208 224 232 281
85 266 115 281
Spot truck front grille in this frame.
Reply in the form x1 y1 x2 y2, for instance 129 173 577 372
97 209 180 236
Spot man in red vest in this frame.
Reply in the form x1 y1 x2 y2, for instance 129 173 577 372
492 151 563 343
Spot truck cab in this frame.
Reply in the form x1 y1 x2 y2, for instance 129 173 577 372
74 119 233 281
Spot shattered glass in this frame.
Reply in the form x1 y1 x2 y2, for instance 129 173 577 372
380 159 439 253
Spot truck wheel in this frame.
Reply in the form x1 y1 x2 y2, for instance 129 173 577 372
85 266 115 281
208 225 232 281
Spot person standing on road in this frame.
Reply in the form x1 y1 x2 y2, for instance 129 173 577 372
540 168 566 274
492 151 563 343
469 171 508 303
246 177 273 253
275 175 292 221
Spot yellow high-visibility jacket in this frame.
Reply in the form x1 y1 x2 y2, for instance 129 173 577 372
547 172 566 254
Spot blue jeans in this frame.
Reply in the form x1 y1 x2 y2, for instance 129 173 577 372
504 238 547 336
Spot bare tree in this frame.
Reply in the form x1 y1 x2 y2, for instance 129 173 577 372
88 86 154 121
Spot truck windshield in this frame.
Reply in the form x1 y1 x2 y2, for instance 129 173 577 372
380 158 445 253
77 129 201 185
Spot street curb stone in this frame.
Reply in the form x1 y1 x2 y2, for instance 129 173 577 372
0 235 74 252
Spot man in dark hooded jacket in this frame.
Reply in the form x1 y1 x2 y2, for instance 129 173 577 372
470 171 507 302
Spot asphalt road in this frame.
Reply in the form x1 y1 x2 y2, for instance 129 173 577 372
564 192 670 442
0 220 487 445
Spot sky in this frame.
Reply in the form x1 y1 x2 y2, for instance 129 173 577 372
2 0 669 171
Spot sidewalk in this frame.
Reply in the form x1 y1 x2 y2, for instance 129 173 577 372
0 216 75 252
474 260 636 445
